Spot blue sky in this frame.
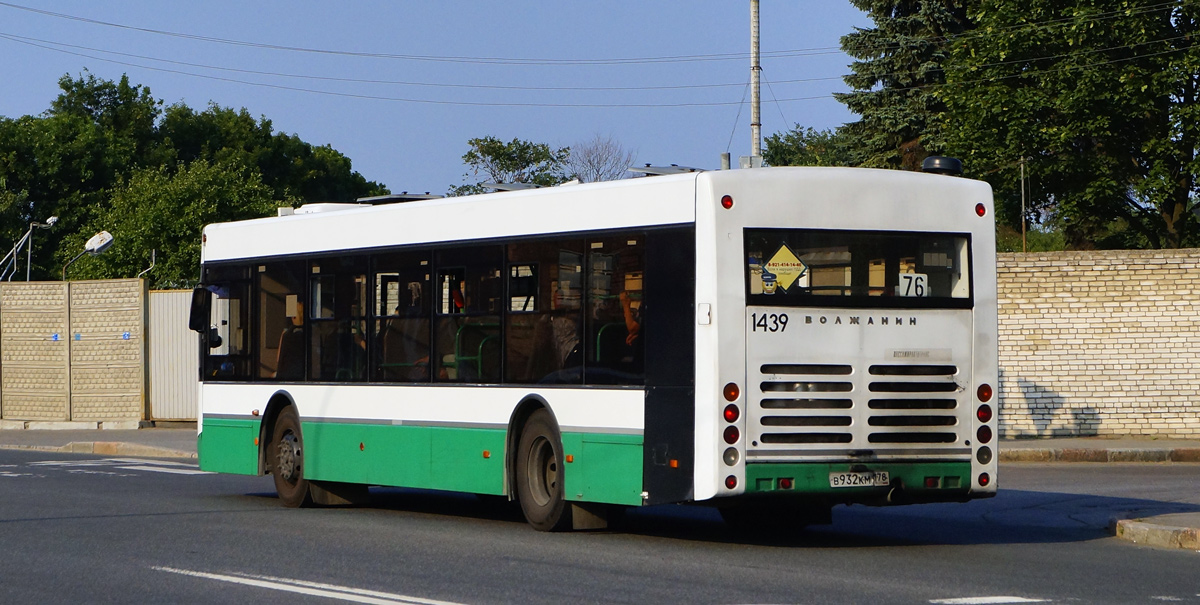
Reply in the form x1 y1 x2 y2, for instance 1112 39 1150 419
0 1 871 197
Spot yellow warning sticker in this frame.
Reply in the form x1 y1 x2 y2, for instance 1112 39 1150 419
765 245 809 292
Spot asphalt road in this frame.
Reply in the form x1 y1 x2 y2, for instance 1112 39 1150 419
0 450 1197 604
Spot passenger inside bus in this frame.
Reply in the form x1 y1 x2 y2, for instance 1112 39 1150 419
274 301 305 380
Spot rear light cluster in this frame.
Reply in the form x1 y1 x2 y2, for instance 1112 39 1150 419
723 382 741 489
976 382 995 486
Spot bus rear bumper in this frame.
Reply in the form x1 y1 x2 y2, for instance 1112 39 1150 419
741 460 977 505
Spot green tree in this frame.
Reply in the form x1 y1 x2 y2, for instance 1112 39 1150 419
450 136 570 195
763 126 856 167
0 73 389 279
941 0 1199 248
68 160 276 288
0 73 165 276
837 0 971 170
159 103 388 202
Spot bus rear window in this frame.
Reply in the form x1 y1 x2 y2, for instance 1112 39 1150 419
744 229 971 309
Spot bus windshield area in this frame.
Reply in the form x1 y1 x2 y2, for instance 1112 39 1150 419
744 228 972 309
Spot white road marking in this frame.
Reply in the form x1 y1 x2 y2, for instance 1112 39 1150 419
152 567 464 605
114 465 211 475
930 598 1050 604
28 458 209 475
107 458 196 467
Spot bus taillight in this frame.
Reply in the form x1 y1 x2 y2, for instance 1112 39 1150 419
725 475 738 489
977 425 993 444
723 426 740 445
977 384 993 402
723 383 740 402
723 404 740 423
975 203 986 217
977 404 993 423
721 195 734 209
978 472 991 487
723 447 739 466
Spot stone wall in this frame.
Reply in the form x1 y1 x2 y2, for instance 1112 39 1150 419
998 250 1200 438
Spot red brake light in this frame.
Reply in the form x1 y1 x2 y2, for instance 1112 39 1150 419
725 475 738 489
977 384 993 403
721 195 734 209
723 426 740 445
723 383 740 402
977 425 993 444
977 404 993 423
723 404 740 423
978 472 990 487
975 203 987 217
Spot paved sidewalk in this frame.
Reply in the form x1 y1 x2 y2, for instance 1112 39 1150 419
1 426 1196 550
1000 436 1200 551
0 427 197 459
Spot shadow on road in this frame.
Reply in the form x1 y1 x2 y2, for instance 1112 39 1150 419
246 485 1200 548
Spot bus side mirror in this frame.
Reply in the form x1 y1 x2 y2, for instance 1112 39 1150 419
189 286 211 333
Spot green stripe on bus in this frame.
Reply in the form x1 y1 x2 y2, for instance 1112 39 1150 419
562 432 644 506
198 418 260 476
744 461 973 495
199 417 644 506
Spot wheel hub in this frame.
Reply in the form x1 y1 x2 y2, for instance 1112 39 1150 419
526 436 558 507
276 431 301 482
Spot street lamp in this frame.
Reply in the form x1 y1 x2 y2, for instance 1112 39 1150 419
25 215 57 281
62 230 115 281
0 215 58 281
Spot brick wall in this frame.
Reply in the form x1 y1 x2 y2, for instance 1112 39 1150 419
998 250 1200 438
0 279 146 422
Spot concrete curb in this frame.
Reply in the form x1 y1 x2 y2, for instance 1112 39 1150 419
1000 448 1200 463
1112 518 1200 551
0 442 197 460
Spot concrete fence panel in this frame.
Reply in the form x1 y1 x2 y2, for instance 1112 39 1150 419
68 279 146 422
0 282 70 421
0 279 146 424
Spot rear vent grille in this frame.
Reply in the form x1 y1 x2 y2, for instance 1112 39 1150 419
761 398 852 409
869 364 957 376
762 364 852 375
865 364 960 444
751 362 964 452
756 364 855 447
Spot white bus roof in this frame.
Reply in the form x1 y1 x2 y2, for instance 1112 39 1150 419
202 172 701 263
201 167 992 263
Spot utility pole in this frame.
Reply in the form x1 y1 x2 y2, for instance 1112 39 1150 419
1020 157 1027 253
750 0 762 164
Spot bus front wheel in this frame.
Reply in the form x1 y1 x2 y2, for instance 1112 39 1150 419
271 406 313 508
516 409 572 531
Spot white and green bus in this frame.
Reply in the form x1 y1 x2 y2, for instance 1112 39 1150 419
189 163 998 531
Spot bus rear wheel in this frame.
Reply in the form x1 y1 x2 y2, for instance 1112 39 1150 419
515 409 572 531
271 406 313 508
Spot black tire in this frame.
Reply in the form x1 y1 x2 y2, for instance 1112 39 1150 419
270 406 313 508
515 409 572 531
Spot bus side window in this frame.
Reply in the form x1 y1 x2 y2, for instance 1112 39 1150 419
505 240 584 385
199 265 252 380
586 236 644 385
373 251 431 383
309 257 368 382
434 246 502 383
257 261 307 380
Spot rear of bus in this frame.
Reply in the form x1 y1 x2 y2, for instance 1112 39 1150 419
695 166 997 517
